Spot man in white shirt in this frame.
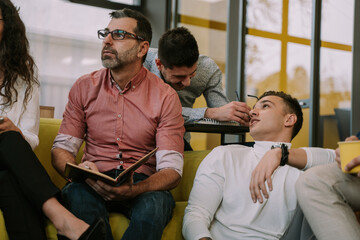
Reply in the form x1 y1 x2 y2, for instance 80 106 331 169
182 91 335 240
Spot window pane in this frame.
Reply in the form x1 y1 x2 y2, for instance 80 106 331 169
179 0 228 150
321 0 354 45
288 0 312 39
320 48 352 115
247 0 283 33
286 42 311 99
245 36 281 98
13 0 109 118
179 0 227 22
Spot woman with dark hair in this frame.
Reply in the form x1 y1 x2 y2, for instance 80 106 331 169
0 1 104 239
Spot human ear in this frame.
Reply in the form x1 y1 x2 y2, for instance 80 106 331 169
284 114 297 127
137 41 149 59
155 58 163 71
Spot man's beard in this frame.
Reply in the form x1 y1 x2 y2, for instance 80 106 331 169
101 45 138 70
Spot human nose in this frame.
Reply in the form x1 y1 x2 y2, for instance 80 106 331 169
103 32 113 44
182 77 191 87
249 109 257 117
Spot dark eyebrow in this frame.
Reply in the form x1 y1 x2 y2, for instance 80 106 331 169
253 99 274 109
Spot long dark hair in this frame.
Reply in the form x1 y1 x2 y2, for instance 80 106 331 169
0 0 38 109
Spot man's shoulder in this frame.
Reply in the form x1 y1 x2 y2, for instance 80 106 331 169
198 144 253 172
144 48 158 67
193 55 221 82
75 68 107 85
214 144 252 154
197 55 219 69
144 68 177 97
205 144 252 161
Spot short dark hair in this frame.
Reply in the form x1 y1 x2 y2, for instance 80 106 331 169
158 27 199 69
258 91 303 140
110 8 152 44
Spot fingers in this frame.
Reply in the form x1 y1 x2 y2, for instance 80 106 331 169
85 178 114 200
250 170 272 204
225 102 251 124
344 156 360 172
345 135 359 141
335 148 341 168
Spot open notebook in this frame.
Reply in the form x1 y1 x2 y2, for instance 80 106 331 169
64 148 158 186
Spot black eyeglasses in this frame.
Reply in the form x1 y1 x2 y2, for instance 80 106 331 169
97 29 144 41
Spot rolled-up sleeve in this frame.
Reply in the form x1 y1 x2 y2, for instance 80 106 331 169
156 150 183 176
301 147 336 171
52 133 83 157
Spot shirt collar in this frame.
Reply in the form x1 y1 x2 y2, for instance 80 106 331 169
108 67 147 93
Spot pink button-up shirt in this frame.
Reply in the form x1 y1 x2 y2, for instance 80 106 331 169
57 67 184 176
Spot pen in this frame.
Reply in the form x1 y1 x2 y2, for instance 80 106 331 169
235 91 240 101
247 94 259 100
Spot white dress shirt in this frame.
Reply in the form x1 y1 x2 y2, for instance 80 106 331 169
183 142 335 240
0 79 39 149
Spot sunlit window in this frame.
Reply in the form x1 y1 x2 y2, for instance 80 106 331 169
245 0 354 147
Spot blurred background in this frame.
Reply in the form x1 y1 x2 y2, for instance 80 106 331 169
13 0 356 150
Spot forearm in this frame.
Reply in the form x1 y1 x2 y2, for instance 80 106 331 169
301 147 335 170
287 148 307 169
131 169 181 196
273 147 335 170
51 148 77 177
182 107 207 123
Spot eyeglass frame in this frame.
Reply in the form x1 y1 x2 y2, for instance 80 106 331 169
97 29 144 41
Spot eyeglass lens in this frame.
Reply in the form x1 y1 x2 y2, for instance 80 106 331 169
98 30 126 40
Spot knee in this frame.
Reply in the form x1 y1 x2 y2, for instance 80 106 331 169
133 191 175 224
296 167 322 203
62 182 102 207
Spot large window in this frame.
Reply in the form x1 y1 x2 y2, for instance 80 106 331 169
178 0 229 149
245 0 354 148
13 0 110 118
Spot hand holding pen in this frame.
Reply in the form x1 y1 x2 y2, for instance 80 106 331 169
204 91 251 125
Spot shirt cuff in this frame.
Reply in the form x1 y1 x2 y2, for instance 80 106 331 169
52 133 83 157
156 150 184 176
301 147 336 170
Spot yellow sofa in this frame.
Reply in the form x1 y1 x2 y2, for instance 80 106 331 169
0 118 210 240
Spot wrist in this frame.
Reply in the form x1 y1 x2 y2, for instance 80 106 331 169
271 147 282 166
271 143 289 166
204 108 215 119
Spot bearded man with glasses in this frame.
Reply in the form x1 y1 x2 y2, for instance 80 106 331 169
52 8 185 240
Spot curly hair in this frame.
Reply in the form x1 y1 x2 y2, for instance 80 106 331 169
0 0 38 109
258 91 303 139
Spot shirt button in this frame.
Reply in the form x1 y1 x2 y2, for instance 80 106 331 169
117 138 120 141
120 161 124 164
118 114 121 118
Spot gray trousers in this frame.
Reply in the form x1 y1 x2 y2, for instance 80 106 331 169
280 203 315 240
295 163 360 240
